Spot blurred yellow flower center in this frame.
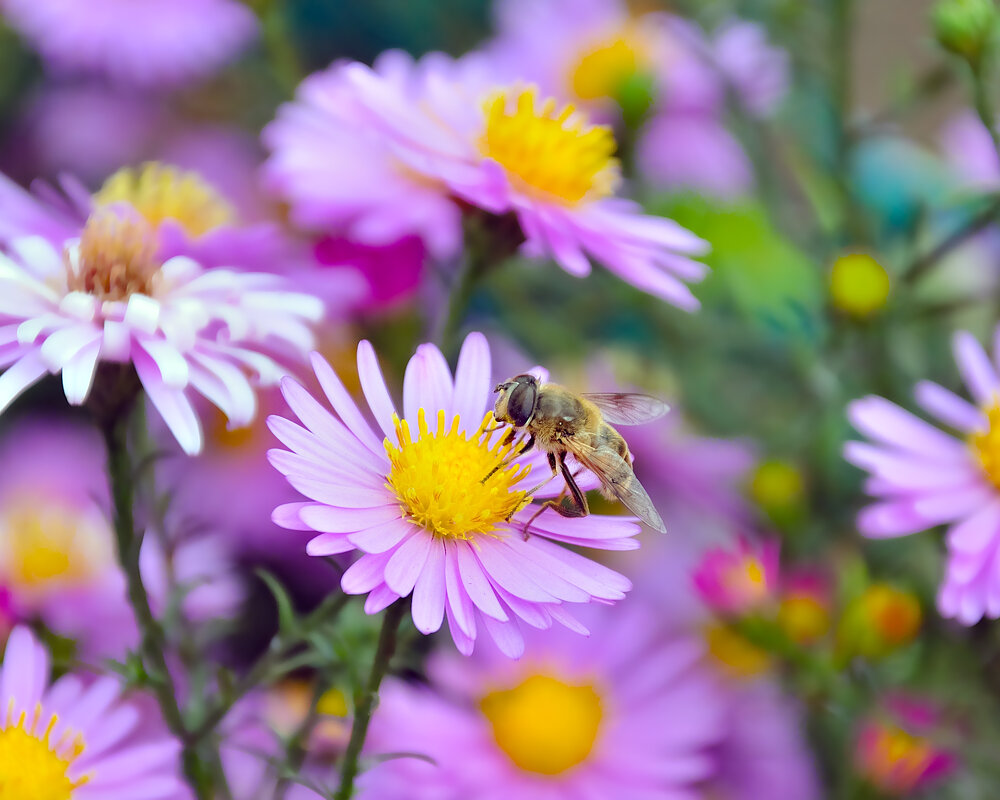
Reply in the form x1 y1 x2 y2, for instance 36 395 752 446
864 585 922 646
570 31 644 100
778 593 830 645
704 623 771 679
480 674 603 775
829 254 891 318
69 210 161 302
866 725 935 793
0 501 111 589
94 162 236 238
970 402 1000 488
479 88 620 205
0 708 87 800
750 459 805 512
385 411 532 540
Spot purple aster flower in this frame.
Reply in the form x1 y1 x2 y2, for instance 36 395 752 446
0 0 259 88
361 600 725 799
708 20 790 118
0 198 323 453
330 54 709 308
262 51 466 261
941 109 1000 189
0 625 187 799
692 536 781 616
845 327 1000 624
268 332 640 658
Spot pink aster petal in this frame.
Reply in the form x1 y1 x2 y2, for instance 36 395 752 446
954 330 1000 405
947 499 1000 554
309 351 386 457
915 380 986 432
1 625 49 710
847 396 967 460
412 544 447 634
403 343 454 431
384 532 436 596
357 339 399 441
451 331 491 430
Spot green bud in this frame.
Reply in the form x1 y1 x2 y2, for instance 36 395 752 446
932 0 998 64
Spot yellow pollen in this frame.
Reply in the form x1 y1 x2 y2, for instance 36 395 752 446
480 674 603 775
970 402 1000 489
570 32 644 100
94 162 236 239
868 726 935 793
478 87 620 205
385 411 532 540
68 210 160 302
0 705 88 800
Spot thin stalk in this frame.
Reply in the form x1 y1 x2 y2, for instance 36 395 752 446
903 193 1000 285
333 601 407 800
275 680 329 798
102 410 212 799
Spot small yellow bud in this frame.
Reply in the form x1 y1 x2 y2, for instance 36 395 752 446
829 254 891 318
838 583 922 660
778 593 831 646
750 459 805 515
704 623 772 679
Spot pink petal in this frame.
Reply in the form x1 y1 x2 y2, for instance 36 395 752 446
947 498 1000 555
403 342 454 432
306 533 356 556
451 332 490 432
411 543 446 634
356 339 398 440
915 380 985 432
454 542 508 621
310 351 385 456
954 330 1000 405
384 531 434 596
847 395 965 460
300 503 400 534
348 518 414 553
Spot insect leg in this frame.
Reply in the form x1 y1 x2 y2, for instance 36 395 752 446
480 433 536 484
515 452 561 499
520 454 589 539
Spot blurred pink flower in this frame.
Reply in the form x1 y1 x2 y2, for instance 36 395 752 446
362 601 725 799
268 333 639 658
692 536 780 616
854 695 957 796
314 235 425 311
0 0 258 88
0 625 187 799
709 20 789 118
846 328 1000 624
941 110 1000 189
334 54 710 308
635 113 755 199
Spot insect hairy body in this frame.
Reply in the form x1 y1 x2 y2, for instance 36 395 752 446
491 373 668 534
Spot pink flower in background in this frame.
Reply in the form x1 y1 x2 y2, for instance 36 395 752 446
337 54 710 308
709 20 789 118
0 0 259 88
269 332 639 658
692 536 780 616
845 328 1000 624
941 110 1000 189
0 625 187 799
262 52 467 261
854 696 957 796
0 202 323 453
314 235 425 311
361 601 724 799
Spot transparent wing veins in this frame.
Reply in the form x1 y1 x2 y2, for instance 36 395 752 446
582 393 670 426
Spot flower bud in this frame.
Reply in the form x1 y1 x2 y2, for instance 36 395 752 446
829 253 891 319
932 0 998 65
838 583 922 659
692 537 780 616
750 459 805 520
777 571 832 645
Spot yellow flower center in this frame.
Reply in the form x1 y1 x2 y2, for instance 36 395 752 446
863 585 922 646
0 499 113 590
704 622 772 679
750 459 805 513
570 31 645 100
971 403 1000 489
778 593 830 645
68 209 161 302
479 87 620 205
94 162 236 239
867 726 935 793
385 411 532 540
0 706 88 800
480 674 603 775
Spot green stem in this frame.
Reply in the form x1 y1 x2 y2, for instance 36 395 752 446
275 680 328 798
903 193 1000 284
972 59 1000 167
333 601 407 800
101 410 212 799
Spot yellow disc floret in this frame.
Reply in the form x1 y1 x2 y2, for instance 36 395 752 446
570 32 644 100
94 162 236 238
829 254 891 318
479 87 620 205
385 411 532 540
69 210 161 302
480 674 603 775
0 706 87 800
971 402 1000 489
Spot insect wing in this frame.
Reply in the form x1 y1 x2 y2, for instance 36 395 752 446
564 439 667 532
582 393 670 426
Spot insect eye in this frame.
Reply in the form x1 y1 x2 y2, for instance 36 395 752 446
507 381 537 426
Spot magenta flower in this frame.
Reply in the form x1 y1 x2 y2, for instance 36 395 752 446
0 0 258 88
361 601 724 799
0 625 186 799
0 200 323 453
692 535 780 615
845 328 1000 624
268 333 639 658
268 51 709 308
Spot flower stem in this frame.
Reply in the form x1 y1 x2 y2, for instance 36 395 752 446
333 600 407 800
101 408 212 800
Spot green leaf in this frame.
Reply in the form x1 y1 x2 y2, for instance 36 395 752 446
256 568 299 637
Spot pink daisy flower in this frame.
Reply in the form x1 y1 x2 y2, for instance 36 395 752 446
268 332 640 658
845 327 1000 624
0 198 323 454
692 535 780 616
361 600 724 799
0 625 186 799
269 51 710 308
0 0 258 88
